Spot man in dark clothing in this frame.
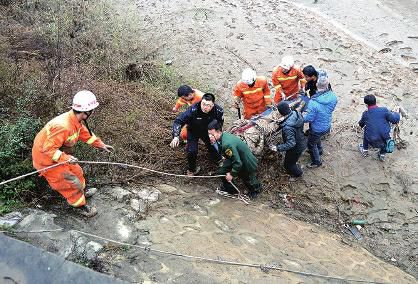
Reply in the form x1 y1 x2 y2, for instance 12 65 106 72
358 95 400 162
208 120 262 199
302 65 332 98
269 102 306 177
170 93 223 175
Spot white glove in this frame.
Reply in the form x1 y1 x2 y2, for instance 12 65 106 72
103 144 114 153
170 137 180 148
68 156 79 164
269 144 278 152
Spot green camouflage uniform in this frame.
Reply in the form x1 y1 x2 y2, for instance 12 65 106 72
218 132 262 194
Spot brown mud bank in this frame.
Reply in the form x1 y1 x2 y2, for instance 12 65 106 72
133 0 418 277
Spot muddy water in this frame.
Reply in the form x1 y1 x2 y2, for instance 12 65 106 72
51 184 416 283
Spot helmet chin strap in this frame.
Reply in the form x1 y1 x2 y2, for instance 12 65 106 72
83 114 93 136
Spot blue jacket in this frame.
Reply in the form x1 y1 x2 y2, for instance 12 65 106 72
358 106 400 144
303 90 337 133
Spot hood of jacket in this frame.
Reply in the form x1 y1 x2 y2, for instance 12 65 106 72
282 110 303 129
311 90 335 106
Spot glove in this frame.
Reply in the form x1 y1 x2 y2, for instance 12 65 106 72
68 156 78 164
281 92 286 101
170 137 180 148
269 144 278 152
102 144 114 153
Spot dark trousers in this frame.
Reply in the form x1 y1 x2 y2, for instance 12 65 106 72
284 149 304 177
363 137 386 154
187 131 221 171
307 130 328 165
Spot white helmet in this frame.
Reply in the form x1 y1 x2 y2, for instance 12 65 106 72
72 90 99 112
241 68 257 85
280 55 294 70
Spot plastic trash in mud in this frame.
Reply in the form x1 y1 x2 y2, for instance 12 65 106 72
281 194 295 208
343 223 363 241
351 220 367 225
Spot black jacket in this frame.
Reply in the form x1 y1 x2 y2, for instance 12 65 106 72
276 110 306 152
305 80 332 97
172 102 224 137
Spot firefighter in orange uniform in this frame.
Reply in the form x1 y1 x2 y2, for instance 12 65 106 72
32 90 113 217
172 85 204 141
272 56 306 104
233 68 272 120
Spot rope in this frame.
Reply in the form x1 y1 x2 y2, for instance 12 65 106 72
216 188 250 204
0 160 250 204
0 162 68 186
0 228 386 283
0 160 224 187
77 161 225 178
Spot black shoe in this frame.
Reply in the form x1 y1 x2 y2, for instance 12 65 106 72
217 185 238 195
306 162 322 169
248 190 261 199
74 205 98 217
84 187 97 198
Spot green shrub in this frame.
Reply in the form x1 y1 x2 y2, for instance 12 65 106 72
0 116 42 214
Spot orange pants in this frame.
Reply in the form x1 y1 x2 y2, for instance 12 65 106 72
180 125 188 141
40 164 86 207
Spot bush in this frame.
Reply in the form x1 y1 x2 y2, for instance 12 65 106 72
0 116 42 214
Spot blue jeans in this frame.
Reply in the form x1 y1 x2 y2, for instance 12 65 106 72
307 130 328 165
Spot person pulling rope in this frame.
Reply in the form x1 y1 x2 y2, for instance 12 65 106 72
0 160 250 205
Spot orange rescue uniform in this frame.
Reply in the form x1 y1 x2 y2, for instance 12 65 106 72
173 89 204 140
272 66 306 104
173 89 204 112
32 110 106 207
233 76 271 120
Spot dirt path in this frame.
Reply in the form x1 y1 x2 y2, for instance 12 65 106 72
131 0 418 277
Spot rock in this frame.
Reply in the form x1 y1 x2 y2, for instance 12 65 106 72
137 188 160 202
17 210 61 232
130 199 147 213
85 241 103 260
0 211 23 227
110 186 131 201
165 60 173 65
155 184 178 193
70 231 89 256
130 199 140 212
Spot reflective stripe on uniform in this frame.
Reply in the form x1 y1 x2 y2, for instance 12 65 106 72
52 150 62 162
274 85 283 90
71 195 86 207
86 134 97 145
277 76 297 81
242 87 263 95
263 95 270 98
66 130 80 142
